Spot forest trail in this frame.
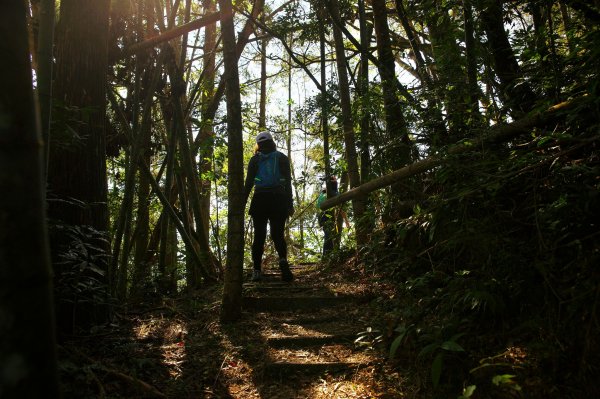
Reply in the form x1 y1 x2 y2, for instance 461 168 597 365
231 263 383 398
60 262 405 398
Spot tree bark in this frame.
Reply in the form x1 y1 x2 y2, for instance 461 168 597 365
49 0 111 231
198 0 218 244
479 0 537 116
259 10 268 130
36 0 56 175
318 7 331 181
463 0 481 125
220 0 246 322
0 3 60 396
49 0 111 326
372 0 412 165
328 0 368 246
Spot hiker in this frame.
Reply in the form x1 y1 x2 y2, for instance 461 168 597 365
316 176 347 258
244 131 295 282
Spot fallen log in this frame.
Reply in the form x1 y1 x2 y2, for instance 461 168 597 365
122 12 221 57
320 96 589 210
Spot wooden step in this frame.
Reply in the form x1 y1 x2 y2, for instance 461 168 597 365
263 361 364 377
242 295 357 311
267 334 357 348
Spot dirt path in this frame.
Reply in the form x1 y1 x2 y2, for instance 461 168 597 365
210 264 403 398
60 263 406 398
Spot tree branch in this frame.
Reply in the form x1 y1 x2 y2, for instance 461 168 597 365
123 11 221 57
320 96 590 210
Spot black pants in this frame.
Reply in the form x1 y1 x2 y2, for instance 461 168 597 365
319 211 335 258
250 192 288 270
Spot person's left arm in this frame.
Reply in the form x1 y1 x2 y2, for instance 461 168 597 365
280 153 294 215
244 155 258 207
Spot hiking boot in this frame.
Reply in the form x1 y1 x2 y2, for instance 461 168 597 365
251 269 262 282
279 259 294 282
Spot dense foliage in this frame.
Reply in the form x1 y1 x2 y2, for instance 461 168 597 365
15 0 600 396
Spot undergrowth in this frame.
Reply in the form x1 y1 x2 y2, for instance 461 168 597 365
362 101 599 398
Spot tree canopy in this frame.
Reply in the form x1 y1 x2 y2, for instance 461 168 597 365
2 0 598 396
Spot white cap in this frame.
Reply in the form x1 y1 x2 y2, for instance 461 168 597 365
256 131 273 143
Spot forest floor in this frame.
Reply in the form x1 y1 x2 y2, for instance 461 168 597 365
59 259 416 398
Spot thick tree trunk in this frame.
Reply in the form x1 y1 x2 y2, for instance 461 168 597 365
36 0 55 174
0 3 60 396
220 0 246 322
49 0 110 231
372 0 412 164
479 0 537 116
49 0 111 326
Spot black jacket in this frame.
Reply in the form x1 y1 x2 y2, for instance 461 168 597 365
243 149 294 213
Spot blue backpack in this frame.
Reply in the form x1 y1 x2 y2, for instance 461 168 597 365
255 151 285 188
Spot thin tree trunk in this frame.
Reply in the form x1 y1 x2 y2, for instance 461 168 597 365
328 0 367 247
463 0 481 126
0 3 60 395
111 53 164 299
109 90 216 284
358 0 374 236
198 0 217 243
220 0 246 322
318 7 331 182
259 10 267 130
164 46 217 282
424 0 470 137
394 0 447 139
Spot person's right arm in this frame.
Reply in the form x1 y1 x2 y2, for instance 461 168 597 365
244 155 257 206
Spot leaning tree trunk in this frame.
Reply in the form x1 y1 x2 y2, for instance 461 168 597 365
220 0 246 322
0 3 60 396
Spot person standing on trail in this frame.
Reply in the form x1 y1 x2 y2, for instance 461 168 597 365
316 176 346 259
244 131 295 282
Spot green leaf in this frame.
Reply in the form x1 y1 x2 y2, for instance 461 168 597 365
441 340 465 352
432 352 444 388
389 330 408 359
458 385 476 399
418 342 440 358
